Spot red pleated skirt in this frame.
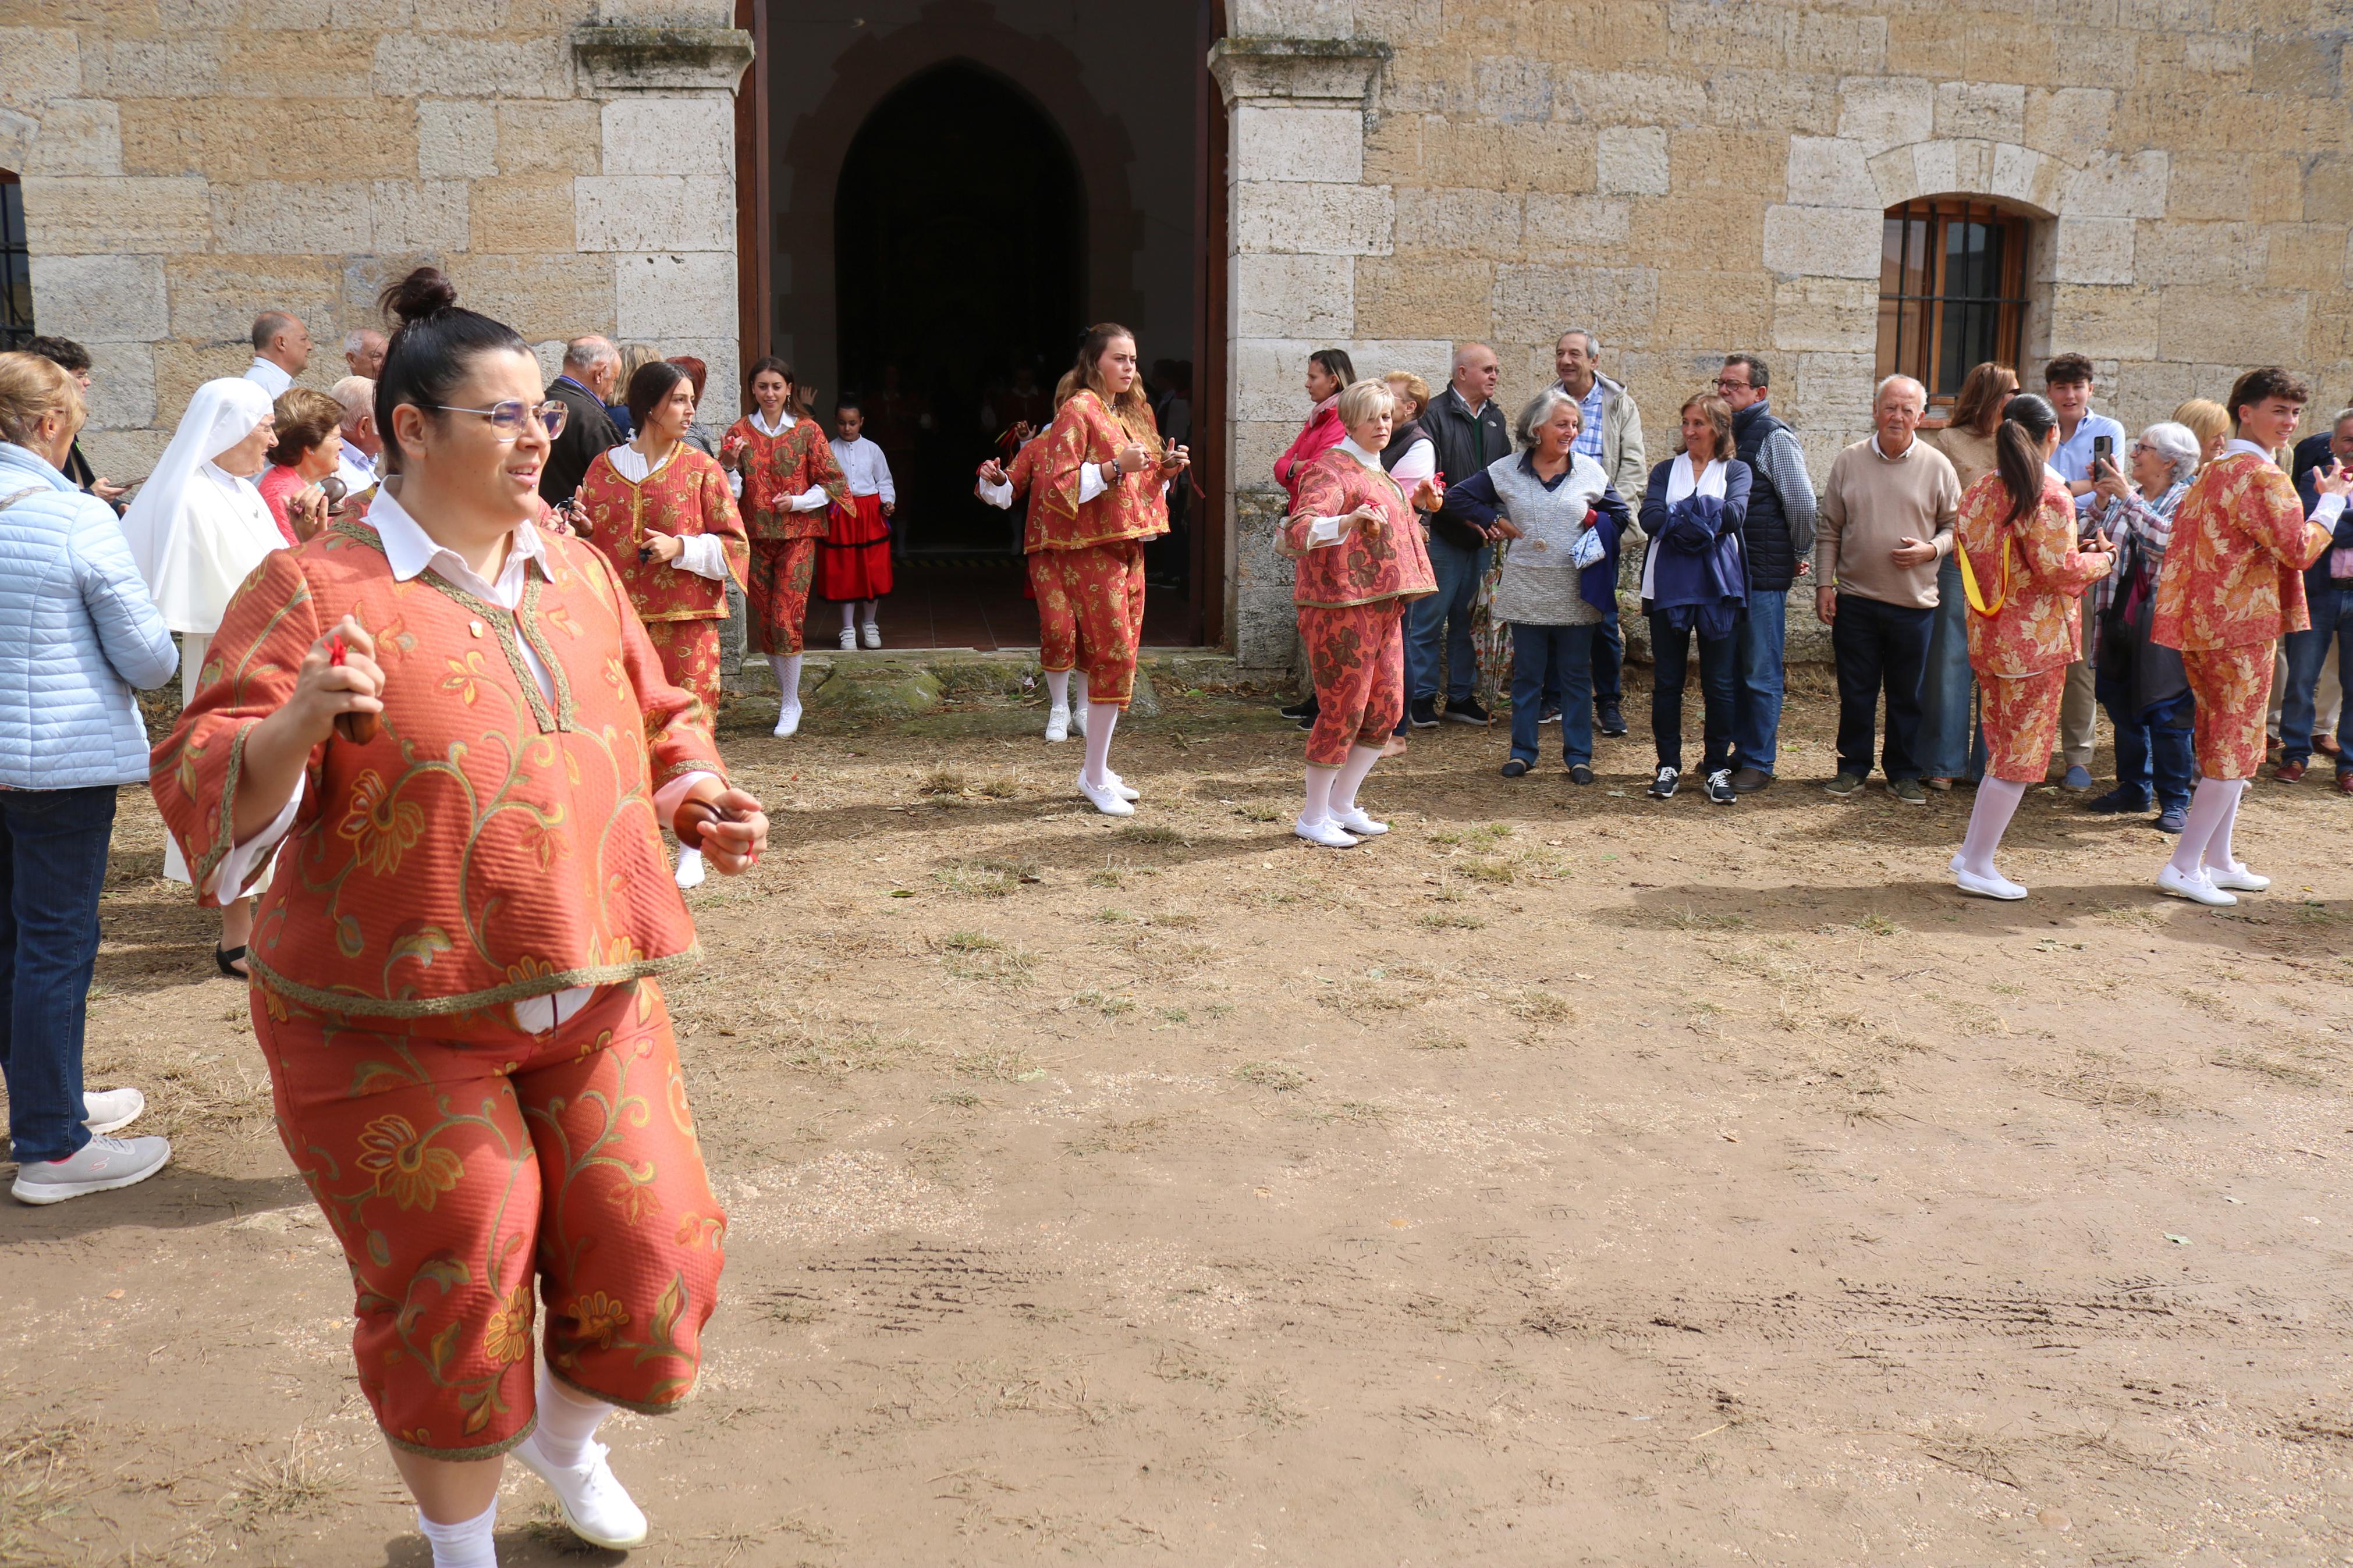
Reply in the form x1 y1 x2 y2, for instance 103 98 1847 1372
817 493 894 601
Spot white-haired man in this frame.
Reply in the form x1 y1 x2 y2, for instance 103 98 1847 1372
1813 375 1960 803
342 328 386 380
244 310 311 395
328 375 381 501
542 336 623 505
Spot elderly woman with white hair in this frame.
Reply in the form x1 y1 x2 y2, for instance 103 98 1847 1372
118 376 285 976
2086 419 2203 830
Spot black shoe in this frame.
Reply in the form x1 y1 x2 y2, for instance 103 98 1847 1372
1597 703 1627 737
1646 765 1680 799
1294 713 1315 731
1568 764 1595 785
1538 705 1562 725
1278 698 1317 721
1729 766 1772 794
1444 696 1493 726
2086 786 2152 815
1705 767 1737 805
1408 697 1440 729
1500 758 1530 778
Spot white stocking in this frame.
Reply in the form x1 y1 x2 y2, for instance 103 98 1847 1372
1082 702 1119 787
2168 778 2241 879
860 598 879 628
768 653 803 710
1955 777 2027 880
532 1363 613 1469
1044 669 1071 709
840 600 857 631
1302 764 1339 825
2201 778 2248 873
1330 743 1383 817
416 1499 498 1568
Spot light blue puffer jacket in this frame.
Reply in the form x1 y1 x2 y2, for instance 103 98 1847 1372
0 442 178 788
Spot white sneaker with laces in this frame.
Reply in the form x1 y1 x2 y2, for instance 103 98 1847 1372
1077 771 1134 817
2206 861 2270 893
1293 816 1361 848
773 701 803 739
1646 765 1679 800
1332 806 1388 836
837 627 857 650
1044 705 1070 743
513 1432 649 1551
673 847 705 889
861 623 882 649
12 1133 172 1204
1102 770 1142 802
82 1087 145 1136
2157 863 2236 906
1068 703 1088 738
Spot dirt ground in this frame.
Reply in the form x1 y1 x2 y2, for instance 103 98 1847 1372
6 667 2353 1567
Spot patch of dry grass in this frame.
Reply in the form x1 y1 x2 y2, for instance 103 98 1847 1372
932 857 1044 898
1234 1060 1309 1093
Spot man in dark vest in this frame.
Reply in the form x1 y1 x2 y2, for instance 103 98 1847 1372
1410 344 1511 727
1715 353 1818 792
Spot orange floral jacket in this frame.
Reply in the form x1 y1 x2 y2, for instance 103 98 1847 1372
1034 390 1170 552
2152 451 2331 652
150 519 722 1019
722 415 847 542
1955 472 2110 677
1279 449 1439 609
574 446 749 623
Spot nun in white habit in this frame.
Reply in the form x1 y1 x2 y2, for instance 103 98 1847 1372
118 376 284 975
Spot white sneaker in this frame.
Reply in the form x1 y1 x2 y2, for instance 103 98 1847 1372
772 702 802 739
1044 705 1070 743
513 1432 648 1551
1102 770 1142 802
82 1086 146 1136
837 627 857 650
2157 863 2236 906
1077 771 1134 816
861 623 881 649
1293 815 1361 848
673 847 705 890
1069 703 1088 738
12 1133 172 1204
1954 865 2028 901
1332 805 1389 836
2206 861 2270 893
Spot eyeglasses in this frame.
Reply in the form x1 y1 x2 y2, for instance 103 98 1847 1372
1712 377 1750 391
434 400 569 441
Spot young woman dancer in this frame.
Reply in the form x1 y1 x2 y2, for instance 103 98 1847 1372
2150 367 2352 905
574 358 749 887
1947 393 2114 899
151 268 768 1568
721 357 846 737
1277 379 1441 845
1026 324 1188 813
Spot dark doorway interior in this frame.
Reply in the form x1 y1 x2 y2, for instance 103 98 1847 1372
834 62 1083 560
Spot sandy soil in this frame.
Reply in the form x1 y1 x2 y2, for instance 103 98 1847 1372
5 670 2353 1567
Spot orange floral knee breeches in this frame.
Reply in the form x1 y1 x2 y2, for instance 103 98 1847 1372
645 619 724 728
2183 642 2271 780
1978 666 2068 784
747 536 817 656
253 977 726 1459
1301 599 1407 767
1030 541 1145 707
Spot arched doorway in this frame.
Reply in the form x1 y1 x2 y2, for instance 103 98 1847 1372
834 61 1083 560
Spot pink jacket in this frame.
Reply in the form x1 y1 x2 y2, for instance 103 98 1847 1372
1273 401 1344 501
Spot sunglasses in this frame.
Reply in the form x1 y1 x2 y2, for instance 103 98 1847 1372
435 399 569 441
1712 377 1749 391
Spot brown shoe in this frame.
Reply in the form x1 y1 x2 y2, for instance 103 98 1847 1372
2337 770 2353 795
2274 759 2308 783
1729 766 1772 794
2318 733 2343 759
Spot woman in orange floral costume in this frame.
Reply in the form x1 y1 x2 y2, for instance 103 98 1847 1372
150 269 769 1568
1028 323 1189 814
1947 394 2113 899
2151 367 2353 905
721 356 846 738
575 358 748 888
1278 379 1442 847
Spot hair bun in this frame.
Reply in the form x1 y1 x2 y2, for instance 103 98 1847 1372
379 266 458 327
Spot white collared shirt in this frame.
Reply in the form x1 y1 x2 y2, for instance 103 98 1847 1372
833 435 895 504
1304 437 1392 546
244 358 293 397
332 445 379 498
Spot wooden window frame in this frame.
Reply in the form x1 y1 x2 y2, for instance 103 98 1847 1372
1877 198 2029 417
0 173 30 351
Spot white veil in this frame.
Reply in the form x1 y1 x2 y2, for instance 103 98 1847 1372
119 378 283 634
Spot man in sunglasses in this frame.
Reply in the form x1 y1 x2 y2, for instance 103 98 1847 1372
541 336 623 506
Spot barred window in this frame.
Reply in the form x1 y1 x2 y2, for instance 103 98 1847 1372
1877 198 2029 414
0 173 29 351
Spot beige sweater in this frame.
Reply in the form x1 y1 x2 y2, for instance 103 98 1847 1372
1924 424 2001 495
1815 435 1961 608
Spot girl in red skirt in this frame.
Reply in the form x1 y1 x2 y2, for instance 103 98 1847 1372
821 397 896 648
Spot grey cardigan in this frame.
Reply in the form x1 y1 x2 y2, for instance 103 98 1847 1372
1484 452 1613 626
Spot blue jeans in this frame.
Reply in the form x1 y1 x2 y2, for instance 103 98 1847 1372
1832 594 1933 780
1407 532 1490 703
2281 578 2353 769
1510 623 1596 766
2095 667 2195 810
1733 585 1787 774
0 785 118 1164
1917 559 1978 781
1590 607 1623 708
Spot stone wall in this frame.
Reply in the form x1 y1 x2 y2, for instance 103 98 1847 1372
0 8 750 483
1218 0 2351 669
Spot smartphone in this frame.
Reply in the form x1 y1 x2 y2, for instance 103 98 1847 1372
2092 433 2114 476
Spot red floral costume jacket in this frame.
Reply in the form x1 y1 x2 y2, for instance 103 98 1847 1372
2152 451 2332 651
1034 390 1170 552
1279 448 1439 609
150 519 723 1018
1955 472 2110 677
722 415 848 542
574 446 750 623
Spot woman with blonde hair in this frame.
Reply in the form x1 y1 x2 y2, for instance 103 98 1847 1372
0 352 179 1204
2174 399 2230 468
1917 361 2020 788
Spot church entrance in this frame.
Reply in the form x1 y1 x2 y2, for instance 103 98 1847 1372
746 0 1221 650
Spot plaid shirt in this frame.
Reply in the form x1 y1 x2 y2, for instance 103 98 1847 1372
1570 380 1607 463
2085 479 2185 618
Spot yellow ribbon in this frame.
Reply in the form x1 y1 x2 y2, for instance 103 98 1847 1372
1955 528 2012 617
